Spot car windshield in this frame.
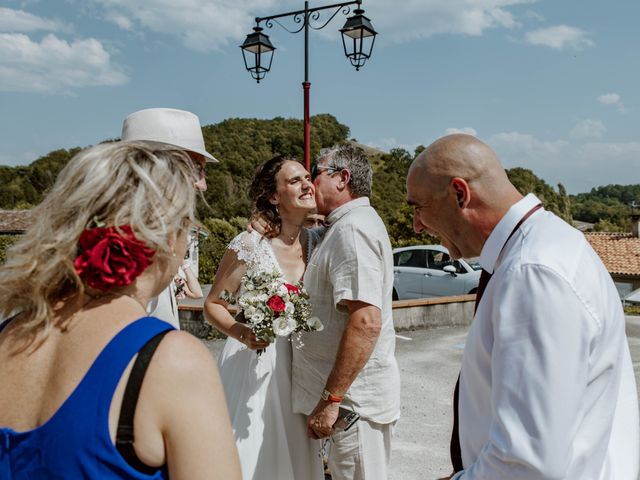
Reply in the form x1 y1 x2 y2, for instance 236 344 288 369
466 260 482 271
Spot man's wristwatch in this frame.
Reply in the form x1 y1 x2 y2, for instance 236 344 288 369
321 388 344 403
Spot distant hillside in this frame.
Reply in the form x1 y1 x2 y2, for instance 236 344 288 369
571 184 640 232
0 115 637 247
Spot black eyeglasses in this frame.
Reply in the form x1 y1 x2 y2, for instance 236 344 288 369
311 164 341 181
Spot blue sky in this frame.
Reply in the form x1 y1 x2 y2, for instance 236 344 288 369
1 0 638 193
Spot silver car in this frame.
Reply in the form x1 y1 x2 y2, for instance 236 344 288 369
392 245 482 300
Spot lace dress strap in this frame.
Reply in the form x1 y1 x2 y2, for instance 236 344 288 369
228 231 279 272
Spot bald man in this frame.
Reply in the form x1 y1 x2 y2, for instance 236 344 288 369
407 134 639 479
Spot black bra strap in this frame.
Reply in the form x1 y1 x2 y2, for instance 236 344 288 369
116 330 170 475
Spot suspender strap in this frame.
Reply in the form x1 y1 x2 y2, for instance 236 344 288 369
116 330 170 474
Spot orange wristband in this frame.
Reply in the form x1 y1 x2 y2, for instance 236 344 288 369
321 388 344 403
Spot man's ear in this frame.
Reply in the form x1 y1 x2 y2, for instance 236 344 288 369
338 168 351 188
451 177 470 209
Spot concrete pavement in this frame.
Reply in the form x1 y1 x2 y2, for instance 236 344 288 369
204 316 640 479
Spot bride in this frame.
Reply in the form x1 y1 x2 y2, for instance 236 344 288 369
204 156 324 480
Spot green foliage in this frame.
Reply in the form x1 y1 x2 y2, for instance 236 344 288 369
369 147 436 248
571 184 640 230
506 167 572 222
0 148 80 209
197 217 246 284
197 114 349 220
2 114 638 274
624 304 640 316
0 235 18 264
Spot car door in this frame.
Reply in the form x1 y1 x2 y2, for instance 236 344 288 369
422 250 466 297
393 249 427 299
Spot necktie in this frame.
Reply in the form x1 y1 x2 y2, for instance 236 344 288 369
450 269 491 472
449 203 542 473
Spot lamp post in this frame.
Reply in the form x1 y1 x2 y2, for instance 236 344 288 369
240 0 377 170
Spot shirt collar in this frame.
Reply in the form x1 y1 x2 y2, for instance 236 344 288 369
326 197 370 227
479 193 541 273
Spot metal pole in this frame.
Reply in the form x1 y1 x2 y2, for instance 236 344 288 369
303 1 311 171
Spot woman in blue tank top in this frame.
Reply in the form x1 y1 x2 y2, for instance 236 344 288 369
0 142 241 479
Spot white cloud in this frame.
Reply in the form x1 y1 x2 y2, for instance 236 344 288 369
362 0 535 44
570 119 606 140
597 93 625 112
598 93 620 105
0 7 66 32
104 12 133 31
365 137 419 154
577 142 640 158
92 0 281 52
525 25 594 50
88 0 538 51
0 33 128 93
487 131 639 192
445 127 478 136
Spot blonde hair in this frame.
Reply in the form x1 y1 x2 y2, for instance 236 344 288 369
0 141 197 347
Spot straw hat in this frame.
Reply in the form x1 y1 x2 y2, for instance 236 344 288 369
121 108 218 163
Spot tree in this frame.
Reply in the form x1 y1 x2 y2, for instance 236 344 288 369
506 167 572 222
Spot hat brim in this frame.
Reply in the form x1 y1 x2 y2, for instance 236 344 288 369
120 139 219 163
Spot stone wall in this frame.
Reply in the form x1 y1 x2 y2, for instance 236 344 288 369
179 294 476 338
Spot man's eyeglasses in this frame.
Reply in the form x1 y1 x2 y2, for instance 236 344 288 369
311 164 341 181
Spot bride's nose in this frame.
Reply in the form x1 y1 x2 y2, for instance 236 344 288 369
302 177 313 190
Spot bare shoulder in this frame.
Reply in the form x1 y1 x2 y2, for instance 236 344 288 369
150 331 216 377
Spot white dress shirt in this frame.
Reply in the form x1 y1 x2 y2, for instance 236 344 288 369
454 194 639 479
292 197 401 424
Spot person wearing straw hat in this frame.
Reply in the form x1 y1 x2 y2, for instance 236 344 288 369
121 108 218 328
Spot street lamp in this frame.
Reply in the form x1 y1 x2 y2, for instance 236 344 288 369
240 0 377 170
240 26 276 83
340 7 377 71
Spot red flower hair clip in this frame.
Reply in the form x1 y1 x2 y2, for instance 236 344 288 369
74 225 156 291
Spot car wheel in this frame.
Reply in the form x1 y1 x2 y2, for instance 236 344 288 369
392 288 399 301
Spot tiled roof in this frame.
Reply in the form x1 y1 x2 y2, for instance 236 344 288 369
0 209 33 233
585 232 640 277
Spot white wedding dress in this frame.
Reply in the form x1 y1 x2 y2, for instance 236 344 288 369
217 231 324 480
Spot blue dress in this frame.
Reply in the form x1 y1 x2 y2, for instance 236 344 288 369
0 317 173 479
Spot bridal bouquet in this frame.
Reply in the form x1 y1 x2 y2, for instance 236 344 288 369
220 268 323 352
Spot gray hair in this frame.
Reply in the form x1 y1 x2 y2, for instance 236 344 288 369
316 144 372 198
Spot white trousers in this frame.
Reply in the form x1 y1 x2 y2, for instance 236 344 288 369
328 419 395 480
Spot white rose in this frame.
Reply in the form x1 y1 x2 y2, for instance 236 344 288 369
250 311 265 324
306 317 323 331
245 282 255 291
285 302 295 314
273 316 297 337
278 284 289 296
